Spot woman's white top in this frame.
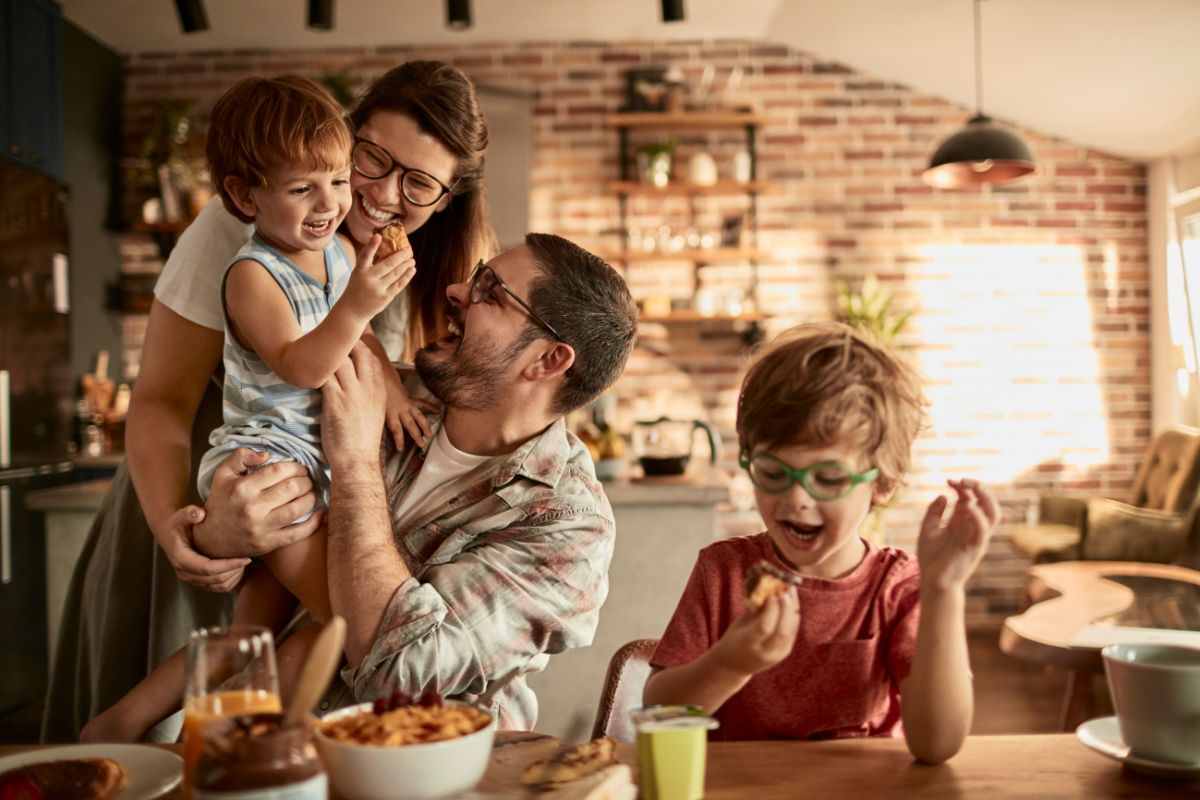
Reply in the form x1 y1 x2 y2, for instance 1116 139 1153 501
153 196 411 361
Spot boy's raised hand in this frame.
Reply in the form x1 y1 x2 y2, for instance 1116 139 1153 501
343 233 417 321
711 589 800 676
917 478 998 590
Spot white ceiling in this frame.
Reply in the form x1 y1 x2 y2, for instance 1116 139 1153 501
61 0 1200 161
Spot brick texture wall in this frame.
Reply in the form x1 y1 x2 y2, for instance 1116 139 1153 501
117 39 1150 630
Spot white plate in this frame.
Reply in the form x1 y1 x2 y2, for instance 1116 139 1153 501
1076 716 1200 779
0 743 183 799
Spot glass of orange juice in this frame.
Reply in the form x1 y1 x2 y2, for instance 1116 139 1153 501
182 625 281 797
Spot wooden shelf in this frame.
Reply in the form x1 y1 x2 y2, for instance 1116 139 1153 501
600 247 771 263
608 180 774 197
639 311 765 324
129 220 194 234
607 111 768 129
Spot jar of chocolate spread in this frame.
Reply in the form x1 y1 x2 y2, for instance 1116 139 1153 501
193 713 326 800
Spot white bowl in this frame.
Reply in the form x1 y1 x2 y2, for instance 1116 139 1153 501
314 701 497 800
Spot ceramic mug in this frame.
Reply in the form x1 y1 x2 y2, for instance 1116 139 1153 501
1102 643 1200 764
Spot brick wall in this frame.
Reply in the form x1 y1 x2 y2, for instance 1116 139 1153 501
117 39 1150 629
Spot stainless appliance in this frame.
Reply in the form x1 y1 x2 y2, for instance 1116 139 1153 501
0 160 77 740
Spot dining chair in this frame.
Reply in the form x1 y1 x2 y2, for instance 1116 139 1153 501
590 638 659 741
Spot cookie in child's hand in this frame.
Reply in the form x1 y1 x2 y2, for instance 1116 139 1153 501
746 560 801 609
376 222 409 259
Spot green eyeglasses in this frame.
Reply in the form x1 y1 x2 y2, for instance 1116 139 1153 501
739 452 879 500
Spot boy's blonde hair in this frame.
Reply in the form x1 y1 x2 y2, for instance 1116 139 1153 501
206 75 352 223
736 321 927 495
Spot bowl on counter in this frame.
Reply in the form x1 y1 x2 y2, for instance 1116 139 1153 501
594 457 624 482
313 701 496 800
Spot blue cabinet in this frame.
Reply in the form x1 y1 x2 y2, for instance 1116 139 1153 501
1 0 64 182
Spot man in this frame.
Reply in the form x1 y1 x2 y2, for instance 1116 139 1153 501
199 233 637 728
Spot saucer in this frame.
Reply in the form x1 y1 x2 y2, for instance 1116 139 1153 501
1076 716 1200 779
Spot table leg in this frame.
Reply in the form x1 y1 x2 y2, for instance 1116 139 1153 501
1058 669 1094 732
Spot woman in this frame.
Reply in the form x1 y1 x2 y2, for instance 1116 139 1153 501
43 61 494 742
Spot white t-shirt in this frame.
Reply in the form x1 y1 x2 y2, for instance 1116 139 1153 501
153 196 412 361
391 425 492 529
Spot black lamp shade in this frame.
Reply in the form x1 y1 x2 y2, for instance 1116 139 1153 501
308 0 334 30
447 0 471 30
662 0 685 23
174 0 209 33
923 114 1035 188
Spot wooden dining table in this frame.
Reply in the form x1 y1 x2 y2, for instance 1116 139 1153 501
1000 560 1200 730
4 730 1198 798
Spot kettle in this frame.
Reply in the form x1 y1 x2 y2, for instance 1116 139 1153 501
633 417 721 477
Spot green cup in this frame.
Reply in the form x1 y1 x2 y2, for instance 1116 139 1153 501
633 706 719 800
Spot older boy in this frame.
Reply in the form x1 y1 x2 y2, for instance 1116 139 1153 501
644 322 997 764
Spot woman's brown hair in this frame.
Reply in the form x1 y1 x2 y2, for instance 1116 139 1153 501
351 61 496 357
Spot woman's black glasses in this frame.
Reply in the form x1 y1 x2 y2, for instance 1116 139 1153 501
351 138 455 207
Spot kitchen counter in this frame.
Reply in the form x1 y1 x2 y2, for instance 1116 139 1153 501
25 479 111 663
531 466 731 740
600 471 730 506
25 478 111 512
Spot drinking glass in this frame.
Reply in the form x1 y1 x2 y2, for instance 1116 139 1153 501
182 625 281 796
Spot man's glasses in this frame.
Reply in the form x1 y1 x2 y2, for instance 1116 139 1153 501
739 451 879 501
468 262 565 342
351 138 455 207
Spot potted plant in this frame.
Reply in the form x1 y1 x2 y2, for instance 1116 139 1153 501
636 139 676 188
836 274 914 545
127 99 206 223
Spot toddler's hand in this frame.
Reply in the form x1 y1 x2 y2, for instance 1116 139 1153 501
710 589 800 676
917 478 998 591
384 372 440 449
342 233 416 321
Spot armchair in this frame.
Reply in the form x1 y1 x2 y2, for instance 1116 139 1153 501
1010 426 1200 563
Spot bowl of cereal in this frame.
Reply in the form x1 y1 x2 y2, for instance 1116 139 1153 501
314 693 496 800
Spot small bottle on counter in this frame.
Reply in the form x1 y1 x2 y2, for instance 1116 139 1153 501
193 713 326 800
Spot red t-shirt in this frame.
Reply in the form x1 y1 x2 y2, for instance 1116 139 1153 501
650 534 921 741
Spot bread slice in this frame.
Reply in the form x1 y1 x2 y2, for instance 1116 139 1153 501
746 560 801 609
0 757 126 799
521 737 618 787
376 222 409 258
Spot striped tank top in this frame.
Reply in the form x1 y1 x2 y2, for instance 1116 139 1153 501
198 234 353 505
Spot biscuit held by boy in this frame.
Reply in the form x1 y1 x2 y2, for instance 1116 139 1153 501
376 222 409 259
746 560 801 609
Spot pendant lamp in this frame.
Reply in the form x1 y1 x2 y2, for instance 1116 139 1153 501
922 0 1034 188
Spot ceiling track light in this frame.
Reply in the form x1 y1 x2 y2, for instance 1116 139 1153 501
661 0 685 23
447 0 472 30
174 0 209 33
308 0 334 30
922 0 1035 188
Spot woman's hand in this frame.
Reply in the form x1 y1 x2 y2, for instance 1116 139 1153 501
342 234 417 322
155 505 250 592
323 342 389 468
917 478 998 592
382 370 439 449
192 449 323 558
710 589 801 677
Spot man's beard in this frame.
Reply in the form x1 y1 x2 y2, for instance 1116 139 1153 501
415 329 531 411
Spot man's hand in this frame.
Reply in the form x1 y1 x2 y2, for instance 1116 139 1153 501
324 342 389 468
192 449 323 558
917 478 998 592
709 589 800 676
156 505 249 592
